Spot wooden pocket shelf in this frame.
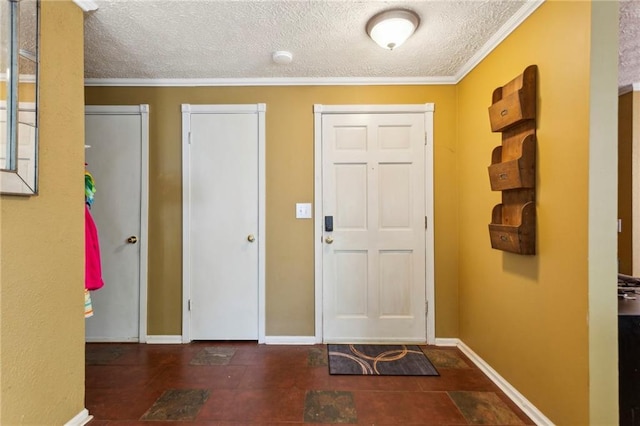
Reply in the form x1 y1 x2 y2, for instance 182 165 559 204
488 202 536 255
488 134 536 191
488 65 536 132
487 65 537 255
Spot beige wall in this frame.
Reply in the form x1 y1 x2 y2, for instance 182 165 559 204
587 2 618 423
0 1 86 423
457 1 617 424
84 85 460 337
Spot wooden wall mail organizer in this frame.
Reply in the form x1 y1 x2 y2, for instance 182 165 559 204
487 65 537 255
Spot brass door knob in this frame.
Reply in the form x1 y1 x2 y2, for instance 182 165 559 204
325 236 334 244
127 236 138 244
247 234 255 242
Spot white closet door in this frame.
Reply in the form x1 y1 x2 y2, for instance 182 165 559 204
85 106 148 342
184 106 261 340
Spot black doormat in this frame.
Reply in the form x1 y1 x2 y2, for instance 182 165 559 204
328 344 439 376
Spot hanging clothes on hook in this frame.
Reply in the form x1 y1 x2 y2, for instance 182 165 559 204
85 167 96 208
85 204 104 291
85 165 96 317
84 288 94 318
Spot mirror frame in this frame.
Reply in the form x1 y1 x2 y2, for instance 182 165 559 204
1 0 39 196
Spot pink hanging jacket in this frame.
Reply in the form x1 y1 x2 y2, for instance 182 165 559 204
85 205 104 291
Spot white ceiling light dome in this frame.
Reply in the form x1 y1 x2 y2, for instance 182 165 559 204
366 9 420 50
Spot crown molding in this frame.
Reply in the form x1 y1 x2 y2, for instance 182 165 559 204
73 0 98 12
83 76 457 87
453 0 545 83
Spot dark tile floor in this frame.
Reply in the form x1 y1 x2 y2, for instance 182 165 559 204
85 342 534 425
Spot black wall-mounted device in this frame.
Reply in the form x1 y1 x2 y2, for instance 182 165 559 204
324 216 333 232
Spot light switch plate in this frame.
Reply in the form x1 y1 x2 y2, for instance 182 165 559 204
296 203 312 219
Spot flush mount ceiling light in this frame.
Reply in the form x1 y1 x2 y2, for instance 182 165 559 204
366 9 420 50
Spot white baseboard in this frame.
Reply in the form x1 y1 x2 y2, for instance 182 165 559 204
64 409 93 426
148 335 316 345
85 337 139 343
264 336 317 345
434 337 460 347
145 335 183 344
453 339 554 426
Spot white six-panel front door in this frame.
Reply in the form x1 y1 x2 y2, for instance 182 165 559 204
322 112 427 342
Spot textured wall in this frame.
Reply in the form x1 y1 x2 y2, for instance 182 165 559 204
0 1 86 423
619 92 633 274
84 85 460 338
457 1 617 424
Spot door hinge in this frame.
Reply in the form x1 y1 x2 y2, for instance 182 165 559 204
425 131 428 145
425 300 428 316
188 132 192 144
425 216 428 230
188 300 191 311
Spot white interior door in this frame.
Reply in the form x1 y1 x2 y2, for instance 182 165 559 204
320 110 428 343
182 104 265 341
84 105 149 342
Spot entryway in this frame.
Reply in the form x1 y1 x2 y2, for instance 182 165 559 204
181 104 266 342
84 105 149 342
314 104 435 344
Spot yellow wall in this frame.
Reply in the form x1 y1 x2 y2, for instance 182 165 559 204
0 1 86 423
19 83 37 103
84 85 460 337
457 1 617 424
619 91 633 274
0 83 36 102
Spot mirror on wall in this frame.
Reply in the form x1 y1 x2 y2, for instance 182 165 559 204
1 0 39 195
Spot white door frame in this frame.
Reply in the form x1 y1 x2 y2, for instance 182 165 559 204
181 103 266 343
313 103 435 345
84 104 150 343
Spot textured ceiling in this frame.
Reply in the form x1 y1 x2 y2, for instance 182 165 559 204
83 0 528 81
620 0 640 88
82 0 640 86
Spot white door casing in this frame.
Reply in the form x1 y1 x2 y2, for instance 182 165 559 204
314 104 435 344
84 105 149 342
182 104 266 343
